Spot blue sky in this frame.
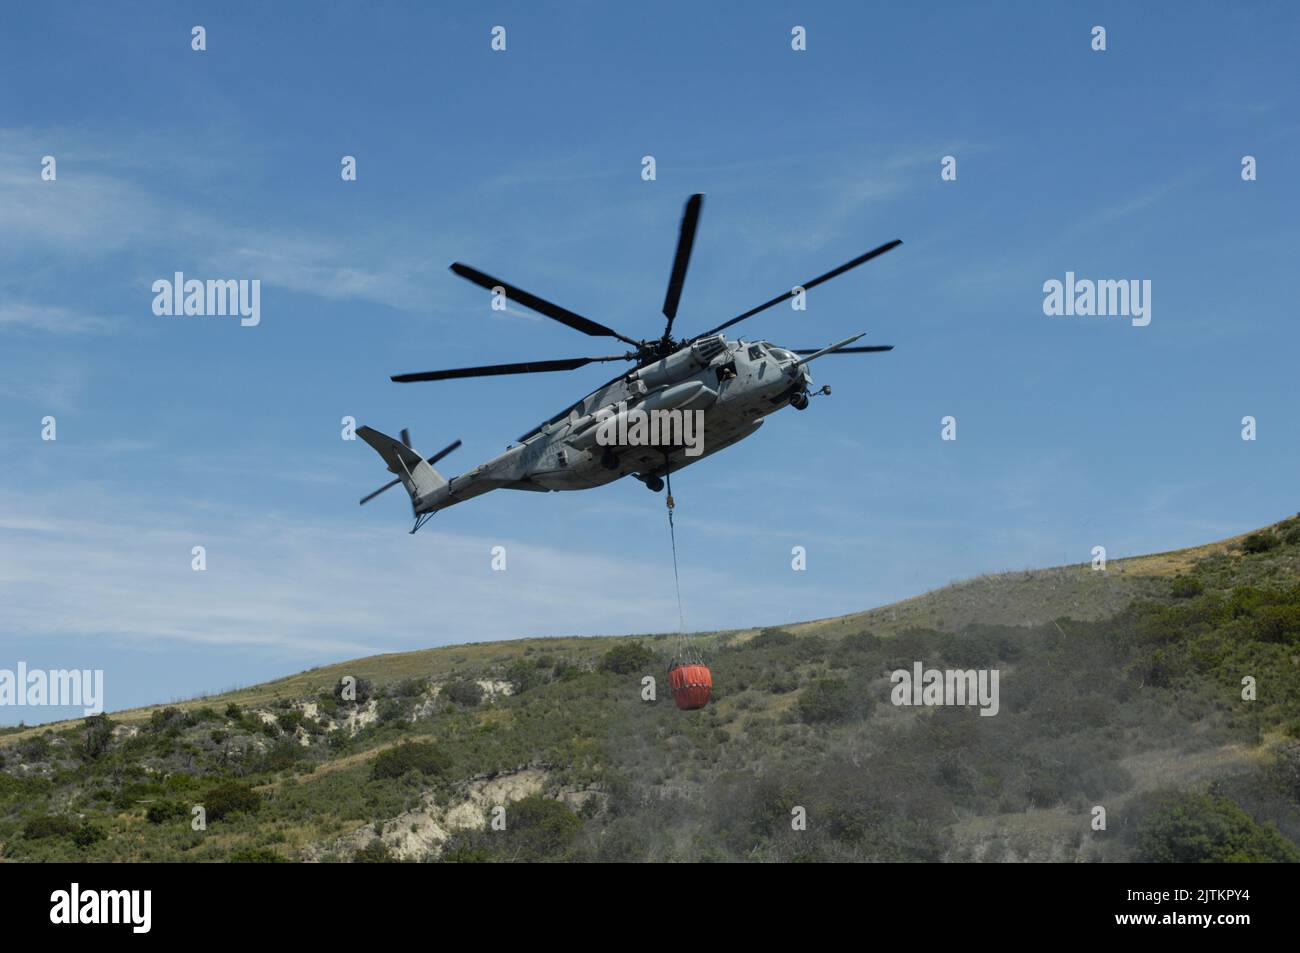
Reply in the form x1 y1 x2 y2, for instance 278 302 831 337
2 2 1297 722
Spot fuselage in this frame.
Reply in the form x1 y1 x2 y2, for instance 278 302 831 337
415 335 811 513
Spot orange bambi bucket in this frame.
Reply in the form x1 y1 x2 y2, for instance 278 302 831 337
668 662 713 711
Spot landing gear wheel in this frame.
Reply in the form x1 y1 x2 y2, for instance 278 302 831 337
644 475 665 493
791 392 810 411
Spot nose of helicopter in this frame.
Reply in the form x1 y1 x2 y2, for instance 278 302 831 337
791 360 812 387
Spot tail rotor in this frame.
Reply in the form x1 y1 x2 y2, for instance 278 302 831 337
358 427 461 507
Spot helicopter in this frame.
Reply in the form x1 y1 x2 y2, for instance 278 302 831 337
358 194 901 533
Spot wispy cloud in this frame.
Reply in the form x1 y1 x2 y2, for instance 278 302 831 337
0 302 116 334
0 360 89 413
0 481 836 659
0 127 446 321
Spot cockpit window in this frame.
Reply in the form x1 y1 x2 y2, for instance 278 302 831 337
747 345 764 360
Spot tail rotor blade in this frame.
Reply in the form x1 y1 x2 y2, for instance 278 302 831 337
424 439 462 467
359 438 459 506
359 477 401 506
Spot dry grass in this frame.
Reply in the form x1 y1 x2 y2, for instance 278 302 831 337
1112 530 1256 577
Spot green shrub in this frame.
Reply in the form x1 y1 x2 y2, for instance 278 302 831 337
794 636 828 661
1170 575 1204 599
377 698 409 726
16 735 51 761
252 739 308 773
797 678 862 724
748 629 796 651
442 679 484 707
600 642 656 675
146 800 188 824
1253 604 1300 643
24 814 80 839
1243 532 1279 554
768 674 799 694
189 706 221 724
441 841 491 863
112 781 164 811
354 839 393 863
229 846 285 862
370 741 450 781
204 782 262 821
841 631 882 653
505 658 547 694
236 713 267 735
1136 790 1300 863
148 707 183 731
72 824 106 849
390 678 427 698
81 714 115 760
501 796 582 861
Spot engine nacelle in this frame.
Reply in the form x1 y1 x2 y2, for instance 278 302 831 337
632 335 726 388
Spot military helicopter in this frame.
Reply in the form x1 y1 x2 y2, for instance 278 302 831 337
358 194 901 532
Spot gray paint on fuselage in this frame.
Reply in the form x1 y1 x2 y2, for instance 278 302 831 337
417 338 811 514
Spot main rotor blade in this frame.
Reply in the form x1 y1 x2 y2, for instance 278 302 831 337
391 355 628 383
700 239 902 338
449 263 641 347
792 345 893 354
794 333 866 367
662 193 703 337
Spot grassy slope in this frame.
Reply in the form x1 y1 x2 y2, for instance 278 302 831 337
3 516 1299 862
0 523 1266 742
0 538 1216 741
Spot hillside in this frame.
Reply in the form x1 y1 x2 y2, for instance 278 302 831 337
3 516 1300 862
